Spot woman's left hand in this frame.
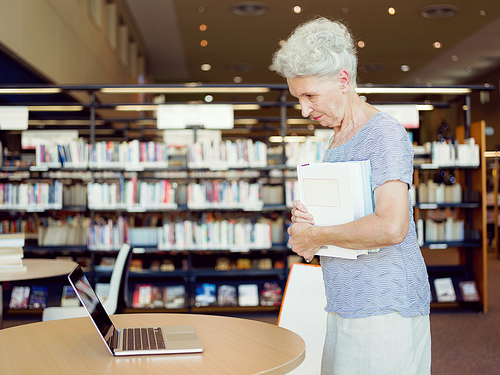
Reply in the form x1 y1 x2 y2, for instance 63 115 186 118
287 222 321 262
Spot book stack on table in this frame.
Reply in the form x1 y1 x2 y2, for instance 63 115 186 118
0 233 26 272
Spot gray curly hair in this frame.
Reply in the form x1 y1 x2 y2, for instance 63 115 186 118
272 17 358 87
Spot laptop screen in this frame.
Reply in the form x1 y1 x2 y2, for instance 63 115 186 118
68 265 115 345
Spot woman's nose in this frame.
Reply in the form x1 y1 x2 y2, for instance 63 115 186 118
299 101 313 118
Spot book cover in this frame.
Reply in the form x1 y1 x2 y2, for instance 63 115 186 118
434 278 457 302
9 286 30 309
151 286 165 308
28 285 48 309
260 282 282 306
132 284 153 308
0 233 25 247
459 280 480 302
297 161 376 259
165 285 186 308
217 284 238 306
238 284 259 307
195 283 216 307
61 285 80 307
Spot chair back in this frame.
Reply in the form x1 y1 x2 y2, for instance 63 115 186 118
278 263 327 374
102 243 133 315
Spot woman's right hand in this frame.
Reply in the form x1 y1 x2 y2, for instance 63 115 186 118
291 200 314 225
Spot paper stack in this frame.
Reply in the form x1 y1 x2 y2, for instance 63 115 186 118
0 233 26 272
297 160 377 259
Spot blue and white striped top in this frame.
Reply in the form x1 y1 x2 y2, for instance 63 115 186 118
321 111 431 318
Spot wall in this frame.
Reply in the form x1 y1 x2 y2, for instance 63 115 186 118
0 0 145 85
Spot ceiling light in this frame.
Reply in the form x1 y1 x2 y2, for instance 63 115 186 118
388 7 396 15
0 88 62 94
233 104 260 110
200 40 208 47
358 41 365 48
416 105 434 111
420 5 458 19
199 24 207 31
452 55 458 61
234 119 258 125
293 6 302 14
28 105 83 111
269 136 307 143
401 65 410 72
231 2 268 16
355 87 472 94
433 41 442 49
201 64 212 71
115 105 158 111
204 95 213 102
287 119 318 125
198 6 206 13
233 76 243 83
100 86 270 94
480 10 487 16
342 7 349 14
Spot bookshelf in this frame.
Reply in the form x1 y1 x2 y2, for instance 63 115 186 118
0 83 493 315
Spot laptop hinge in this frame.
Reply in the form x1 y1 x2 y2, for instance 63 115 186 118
110 328 120 350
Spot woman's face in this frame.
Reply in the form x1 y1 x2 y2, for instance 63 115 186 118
287 75 345 128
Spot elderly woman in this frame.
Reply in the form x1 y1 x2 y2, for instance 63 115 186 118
273 17 431 375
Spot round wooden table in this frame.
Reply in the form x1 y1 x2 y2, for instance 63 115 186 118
0 313 306 375
0 259 77 328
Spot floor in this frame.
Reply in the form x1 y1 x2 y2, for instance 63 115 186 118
3 258 500 374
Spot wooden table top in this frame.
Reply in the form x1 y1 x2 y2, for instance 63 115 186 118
0 259 77 282
0 313 305 375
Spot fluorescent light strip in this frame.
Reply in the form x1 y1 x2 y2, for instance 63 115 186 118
415 105 434 111
115 105 158 111
28 105 83 111
484 151 500 158
100 87 270 94
234 119 259 125
287 119 318 125
0 88 62 94
356 87 472 94
233 104 260 110
269 136 309 143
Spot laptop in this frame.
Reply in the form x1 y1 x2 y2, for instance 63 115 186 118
67 264 204 356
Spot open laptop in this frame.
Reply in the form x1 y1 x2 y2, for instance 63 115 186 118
68 264 204 356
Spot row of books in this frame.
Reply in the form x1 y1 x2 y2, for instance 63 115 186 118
87 216 129 250
155 219 272 250
187 180 263 210
416 218 465 244
188 139 267 169
38 216 90 246
63 184 87 207
35 139 89 168
413 181 462 205
285 137 329 167
89 140 169 168
0 181 63 210
87 178 177 210
0 233 26 272
429 139 480 167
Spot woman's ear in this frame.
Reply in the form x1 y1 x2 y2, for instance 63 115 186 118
339 70 350 92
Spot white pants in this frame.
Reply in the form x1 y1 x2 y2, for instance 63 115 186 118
321 312 431 375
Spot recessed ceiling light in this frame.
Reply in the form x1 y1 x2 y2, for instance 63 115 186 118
293 6 302 14
198 6 206 13
201 64 211 71
199 24 207 31
200 40 208 47
420 5 458 19
342 7 349 14
388 7 396 15
231 2 268 16
401 65 410 72
204 95 213 102
480 10 487 16
452 55 458 61
433 41 442 49
233 76 243 83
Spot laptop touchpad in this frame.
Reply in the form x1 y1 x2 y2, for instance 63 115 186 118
166 333 198 342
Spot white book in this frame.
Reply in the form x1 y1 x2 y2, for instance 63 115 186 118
297 161 376 259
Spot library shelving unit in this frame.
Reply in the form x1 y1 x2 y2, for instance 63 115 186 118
0 83 493 315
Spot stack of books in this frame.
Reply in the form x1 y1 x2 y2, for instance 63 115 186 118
0 233 26 272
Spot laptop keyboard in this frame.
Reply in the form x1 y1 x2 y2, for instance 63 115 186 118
122 327 166 351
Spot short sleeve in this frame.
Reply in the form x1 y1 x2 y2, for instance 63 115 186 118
368 117 414 191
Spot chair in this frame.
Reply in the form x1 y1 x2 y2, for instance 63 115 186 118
42 243 133 321
278 263 328 374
